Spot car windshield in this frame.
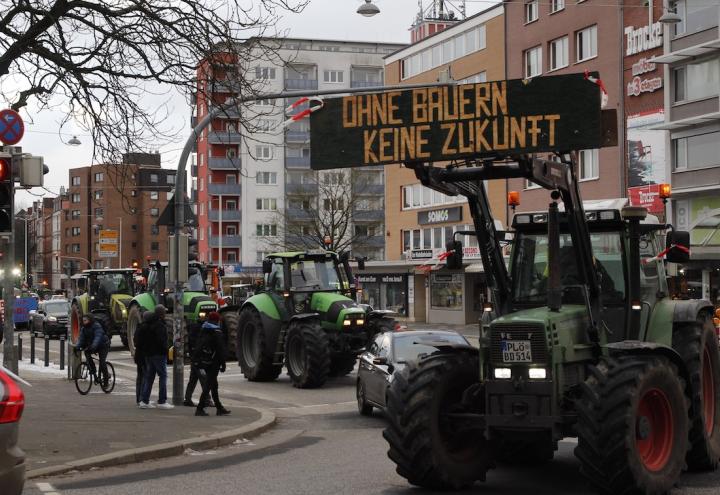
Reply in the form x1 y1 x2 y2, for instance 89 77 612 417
393 334 468 362
44 302 69 314
511 231 626 305
289 259 342 291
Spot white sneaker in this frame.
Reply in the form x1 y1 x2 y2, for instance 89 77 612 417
139 402 156 409
156 402 175 410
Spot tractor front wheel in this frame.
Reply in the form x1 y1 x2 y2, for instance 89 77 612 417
70 303 82 345
383 352 492 490
237 308 282 382
285 320 330 389
222 311 240 360
575 356 689 494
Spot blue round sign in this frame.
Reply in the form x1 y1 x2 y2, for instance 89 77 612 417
0 109 24 145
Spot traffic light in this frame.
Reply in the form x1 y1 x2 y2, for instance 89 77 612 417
0 153 12 233
445 239 463 270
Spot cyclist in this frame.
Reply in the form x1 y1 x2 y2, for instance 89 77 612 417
77 314 110 386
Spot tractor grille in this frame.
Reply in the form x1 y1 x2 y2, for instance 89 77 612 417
490 323 549 364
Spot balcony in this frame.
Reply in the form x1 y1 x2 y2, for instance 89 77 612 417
353 209 384 222
285 156 311 169
287 208 313 221
210 235 242 248
209 209 242 222
209 82 241 94
285 130 310 143
209 157 241 170
208 131 243 144
357 236 384 248
355 184 384 195
286 183 317 195
208 106 241 119
284 79 318 90
208 183 242 196
351 81 381 89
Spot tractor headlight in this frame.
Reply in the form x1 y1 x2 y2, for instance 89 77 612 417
90 296 95 300
494 368 511 379
528 368 547 380
343 319 351 326
199 312 207 319
121 308 127 316
356 319 364 325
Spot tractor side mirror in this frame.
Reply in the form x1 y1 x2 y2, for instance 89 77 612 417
357 257 366 270
666 230 690 264
262 259 273 274
446 240 463 270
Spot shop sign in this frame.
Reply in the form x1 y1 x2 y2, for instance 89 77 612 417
632 58 657 77
625 22 663 56
627 76 662 97
382 275 405 283
628 184 664 213
410 249 433 259
357 274 378 283
462 245 483 259
418 206 462 225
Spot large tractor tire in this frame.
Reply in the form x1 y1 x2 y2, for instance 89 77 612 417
575 356 689 494
329 352 357 377
70 303 83 345
383 352 492 490
222 311 240 360
284 320 330 389
673 312 720 470
237 308 282 382
93 312 113 346
126 305 144 357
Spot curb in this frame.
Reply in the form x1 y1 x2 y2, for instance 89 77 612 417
26 407 276 479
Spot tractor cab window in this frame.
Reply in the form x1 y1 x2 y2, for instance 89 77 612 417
289 259 342 291
147 269 158 292
92 273 134 302
185 268 205 292
268 261 285 292
639 234 667 302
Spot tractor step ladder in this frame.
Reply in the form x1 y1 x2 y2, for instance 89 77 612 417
273 326 287 365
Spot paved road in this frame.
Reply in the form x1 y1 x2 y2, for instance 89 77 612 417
19 337 720 495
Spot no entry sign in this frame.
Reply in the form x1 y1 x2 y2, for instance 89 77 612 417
0 109 24 145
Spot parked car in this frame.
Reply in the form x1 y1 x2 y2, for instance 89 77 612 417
30 299 70 337
356 330 471 416
0 366 25 495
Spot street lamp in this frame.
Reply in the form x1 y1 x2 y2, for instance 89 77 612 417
67 135 82 146
659 9 682 23
357 0 380 17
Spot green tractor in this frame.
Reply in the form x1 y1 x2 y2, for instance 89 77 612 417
126 261 238 358
237 250 398 388
69 269 136 347
381 155 720 493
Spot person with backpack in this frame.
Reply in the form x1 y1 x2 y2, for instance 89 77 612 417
139 305 174 410
193 312 230 416
183 314 213 407
76 314 110 386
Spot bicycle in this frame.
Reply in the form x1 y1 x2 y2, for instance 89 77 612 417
74 352 116 395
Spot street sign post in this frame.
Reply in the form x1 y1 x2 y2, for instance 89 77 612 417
98 229 119 258
0 109 24 145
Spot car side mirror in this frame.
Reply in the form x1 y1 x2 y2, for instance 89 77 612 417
262 259 273 274
372 356 388 366
666 230 690 264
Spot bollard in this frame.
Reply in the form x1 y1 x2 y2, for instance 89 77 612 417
17 333 22 361
44 334 50 367
59 334 66 370
30 332 36 364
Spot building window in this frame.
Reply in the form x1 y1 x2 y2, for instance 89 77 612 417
323 70 344 83
525 0 538 23
431 273 463 310
256 171 277 185
673 59 720 103
199 178 204 191
151 225 159 235
150 208 159 217
255 67 276 79
94 208 103 218
579 149 599 180
549 36 569 71
131 242 137 248
151 242 159 252
150 191 159 200
576 25 597 62
256 145 272 160
524 46 542 78
323 198 344 210
72 176 81 186
673 130 720 170
550 0 565 13
93 190 103 200
226 225 237 236
72 227 81 236
256 198 277 211
94 172 103 182
226 252 237 263
131 190 137 197
72 193 81 203
256 224 278 236
71 210 80 219
167 174 176 184
150 173 158 183
72 244 81 253
257 99 273 106
256 251 269 263
670 0 718 37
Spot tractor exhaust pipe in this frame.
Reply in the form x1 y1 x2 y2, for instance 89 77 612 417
547 195 562 312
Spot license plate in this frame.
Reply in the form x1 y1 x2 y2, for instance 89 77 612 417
501 340 532 363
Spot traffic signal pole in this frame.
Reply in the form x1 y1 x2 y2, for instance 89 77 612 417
1 147 16 372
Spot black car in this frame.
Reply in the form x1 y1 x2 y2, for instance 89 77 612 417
356 330 471 416
29 300 70 336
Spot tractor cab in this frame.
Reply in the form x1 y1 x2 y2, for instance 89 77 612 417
83 269 136 312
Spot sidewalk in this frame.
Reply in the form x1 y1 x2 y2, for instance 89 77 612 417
11 360 274 478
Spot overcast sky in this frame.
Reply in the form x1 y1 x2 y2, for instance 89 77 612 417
15 0 493 208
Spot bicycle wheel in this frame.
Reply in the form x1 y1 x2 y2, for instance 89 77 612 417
101 362 116 393
75 362 93 395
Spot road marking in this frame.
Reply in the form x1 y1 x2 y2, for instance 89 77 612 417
35 482 60 494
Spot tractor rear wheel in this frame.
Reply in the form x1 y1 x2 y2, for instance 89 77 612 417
383 352 492 490
222 311 240 360
70 303 82 345
237 308 282 382
329 352 357 377
126 305 144 358
673 313 720 470
285 320 330 389
575 356 689 494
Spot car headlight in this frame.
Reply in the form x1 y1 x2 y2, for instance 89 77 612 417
493 368 511 379
47 316 57 322
528 368 547 380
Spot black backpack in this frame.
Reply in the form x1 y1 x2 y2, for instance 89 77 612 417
195 334 216 368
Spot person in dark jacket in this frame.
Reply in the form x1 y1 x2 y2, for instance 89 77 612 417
139 305 174 409
77 314 110 385
183 314 214 407
133 311 154 406
193 312 230 416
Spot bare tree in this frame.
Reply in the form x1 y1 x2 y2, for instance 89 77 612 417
0 0 307 207
260 169 385 258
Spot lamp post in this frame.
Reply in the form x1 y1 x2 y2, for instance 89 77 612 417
357 0 381 17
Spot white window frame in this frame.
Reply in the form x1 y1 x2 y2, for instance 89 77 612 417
550 0 565 13
578 149 599 180
323 70 344 83
525 0 539 23
256 198 277 211
150 191 159 200
549 36 569 71
255 67 276 80
524 46 542 78
256 171 277 185
256 145 272 160
94 172 104 182
576 25 598 63
72 176 81 186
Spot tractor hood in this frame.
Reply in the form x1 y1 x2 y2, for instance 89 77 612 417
310 292 365 327
110 293 133 323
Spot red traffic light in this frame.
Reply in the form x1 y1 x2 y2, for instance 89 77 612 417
0 158 10 181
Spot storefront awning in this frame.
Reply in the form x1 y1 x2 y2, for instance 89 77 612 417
649 38 720 64
648 111 720 131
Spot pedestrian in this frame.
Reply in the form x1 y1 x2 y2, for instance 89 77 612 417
133 310 153 406
193 311 230 416
139 304 174 410
76 314 110 386
183 314 214 408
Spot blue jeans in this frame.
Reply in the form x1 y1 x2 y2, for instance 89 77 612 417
141 355 168 404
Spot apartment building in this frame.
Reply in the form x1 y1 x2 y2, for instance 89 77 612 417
379 5 505 323
505 0 624 211
650 0 720 302
63 153 173 275
193 37 404 280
